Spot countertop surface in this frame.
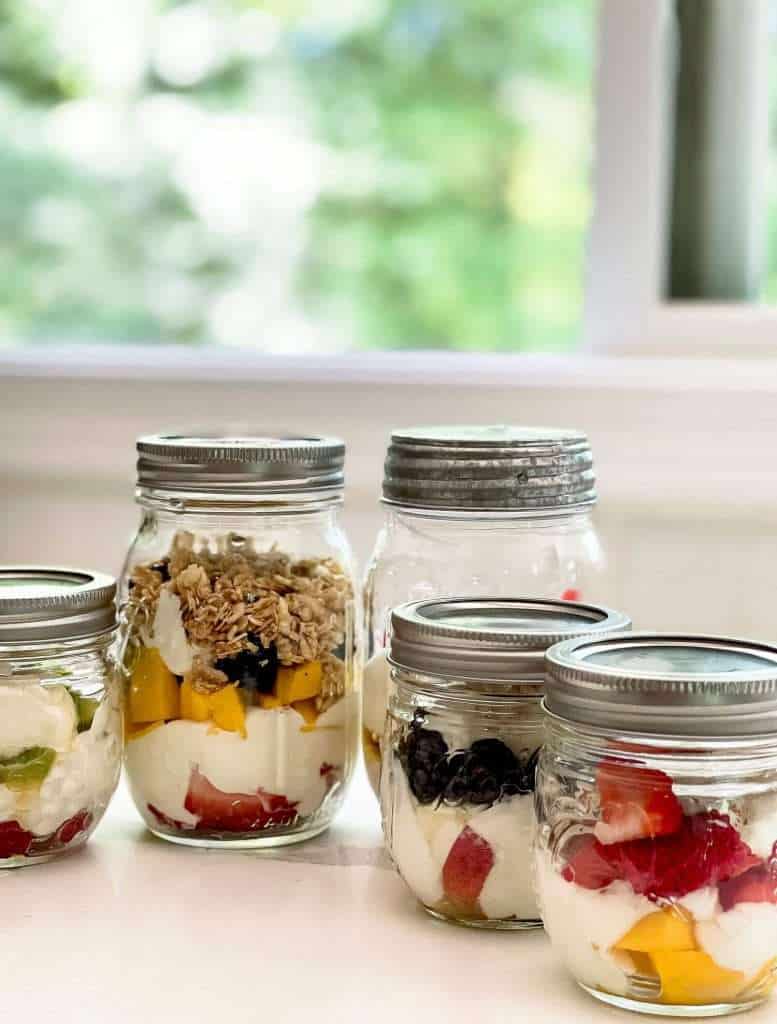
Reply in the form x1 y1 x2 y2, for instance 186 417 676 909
5 769 774 1024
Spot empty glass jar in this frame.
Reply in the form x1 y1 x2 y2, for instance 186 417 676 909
381 596 630 928
363 425 611 794
119 432 360 848
536 633 777 1017
0 568 122 867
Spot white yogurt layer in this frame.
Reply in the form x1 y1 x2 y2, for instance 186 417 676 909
0 683 77 758
535 849 654 996
697 903 777 976
144 588 197 675
126 696 353 826
390 768 538 919
0 687 121 836
741 791 777 860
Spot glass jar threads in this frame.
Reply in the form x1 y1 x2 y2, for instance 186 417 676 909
119 432 360 848
0 568 122 867
381 597 630 928
363 425 611 795
536 633 777 1017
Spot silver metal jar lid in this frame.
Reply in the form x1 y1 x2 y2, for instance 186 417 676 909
383 425 596 512
389 597 631 689
0 568 117 645
545 633 777 737
137 432 345 497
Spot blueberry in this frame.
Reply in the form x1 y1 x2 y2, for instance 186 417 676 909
215 634 278 693
150 559 171 582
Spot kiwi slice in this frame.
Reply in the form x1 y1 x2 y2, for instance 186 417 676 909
67 689 101 732
0 747 56 790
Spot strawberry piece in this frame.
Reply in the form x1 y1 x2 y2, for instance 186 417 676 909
31 809 93 853
561 588 582 602
719 862 777 911
183 766 299 832
147 804 190 831
563 812 760 901
442 826 495 912
0 820 33 858
595 759 684 844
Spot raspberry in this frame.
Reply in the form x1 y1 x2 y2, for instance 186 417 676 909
563 811 760 901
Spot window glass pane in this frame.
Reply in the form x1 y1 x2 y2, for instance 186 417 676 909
0 0 595 353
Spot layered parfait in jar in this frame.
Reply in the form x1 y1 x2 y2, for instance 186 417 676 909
123 531 357 846
381 597 630 928
537 633 777 1016
0 568 122 866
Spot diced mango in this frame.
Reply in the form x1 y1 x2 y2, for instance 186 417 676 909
129 647 179 723
179 679 212 723
616 908 696 954
274 661 322 705
210 684 246 737
293 697 320 730
126 720 165 742
627 952 659 979
179 680 246 737
651 951 746 1005
258 694 282 710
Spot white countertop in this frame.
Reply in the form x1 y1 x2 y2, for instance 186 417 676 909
4 769 775 1024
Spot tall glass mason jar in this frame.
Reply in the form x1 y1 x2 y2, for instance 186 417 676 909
363 425 610 794
536 633 777 1017
0 568 122 867
119 433 360 848
381 597 630 928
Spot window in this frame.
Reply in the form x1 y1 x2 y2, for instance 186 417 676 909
0 0 596 355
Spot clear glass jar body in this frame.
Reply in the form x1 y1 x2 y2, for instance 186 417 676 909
535 716 777 1016
119 495 360 849
363 506 608 793
381 668 544 928
0 635 122 867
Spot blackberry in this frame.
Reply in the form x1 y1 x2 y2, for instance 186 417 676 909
501 748 540 797
215 634 278 694
400 718 450 804
443 750 501 806
469 738 519 776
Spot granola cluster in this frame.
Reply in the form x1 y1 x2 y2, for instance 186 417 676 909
126 532 352 688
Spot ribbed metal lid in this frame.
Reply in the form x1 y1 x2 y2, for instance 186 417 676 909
545 633 777 737
383 425 596 511
0 568 117 645
137 432 345 497
389 598 631 690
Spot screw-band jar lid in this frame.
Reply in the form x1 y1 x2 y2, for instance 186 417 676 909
136 432 345 498
545 633 777 737
389 597 631 690
383 425 596 512
0 568 117 645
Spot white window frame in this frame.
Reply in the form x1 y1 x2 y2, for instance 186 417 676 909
587 0 777 357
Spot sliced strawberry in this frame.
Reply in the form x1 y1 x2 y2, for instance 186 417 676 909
0 820 33 858
184 767 299 832
595 759 684 844
561 588 582 602
147 804 190 831
30 810 93 853
719 862 777 911
564 812 759 901
442 826 494 912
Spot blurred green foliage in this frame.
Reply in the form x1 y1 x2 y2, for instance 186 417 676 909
0 0 595 351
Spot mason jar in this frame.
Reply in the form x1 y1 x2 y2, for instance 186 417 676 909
0 568 122 867
119 433 360 848
536 632 777 1017
363 425 611 795
381 596 629 928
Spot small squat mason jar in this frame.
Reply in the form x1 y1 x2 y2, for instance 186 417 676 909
536 633 777 1017
119 433 360 848
0 568 122 867
363 426 611 795
381 597 629 928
